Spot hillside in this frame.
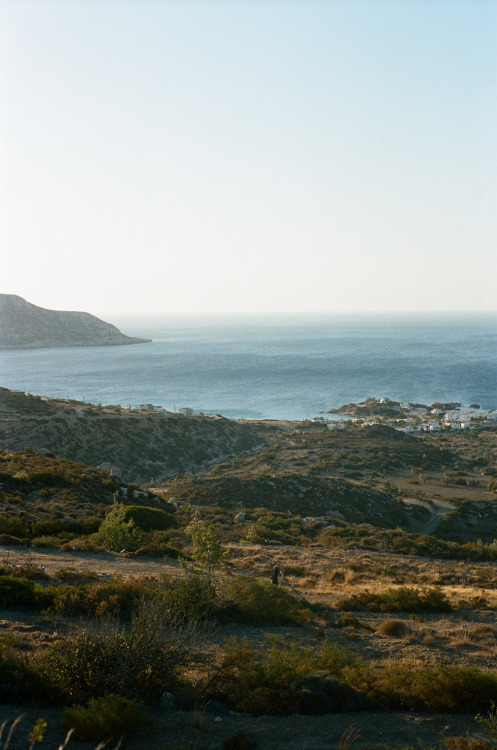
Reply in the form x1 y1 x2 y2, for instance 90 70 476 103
162 420 497 538
0 388 276 482
0 294 150 348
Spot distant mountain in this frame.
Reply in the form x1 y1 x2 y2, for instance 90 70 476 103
0 295 151 349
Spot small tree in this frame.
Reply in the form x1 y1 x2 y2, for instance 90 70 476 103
186 520 229 575
90 502 143 552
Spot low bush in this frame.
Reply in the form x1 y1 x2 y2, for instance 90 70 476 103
41 599 188 704
62 693 150 743
336 587 451 613
159 574 216 626
32 535 63 548
211 636 360 714
345 662 497 712
123 505 177 532
318 524 497 562
220 576 310 625
376 619 411 637
0 513 30 537
0 650 55 704
0 575 56 610
55 577 155 619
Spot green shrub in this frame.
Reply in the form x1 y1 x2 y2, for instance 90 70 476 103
336 587 451 613
476 701 497 741
159 574 216 626
212 637 358 714
41 599 187 703
0 514 29 537
124 505 177 532
0 576 56 609
29 471 72 487
186 520 229 567
221 576 309 625
345 662 497 712
55 578 153 619
62 693 150 743
0 649 55 704
32 535 63 548
90 502 143 552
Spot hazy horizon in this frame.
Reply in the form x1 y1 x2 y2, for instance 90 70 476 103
2 0 496 316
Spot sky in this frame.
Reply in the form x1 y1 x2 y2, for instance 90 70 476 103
1 0 496 316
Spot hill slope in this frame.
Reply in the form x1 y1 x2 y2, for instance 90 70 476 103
0 294 150 348
0 388 275 482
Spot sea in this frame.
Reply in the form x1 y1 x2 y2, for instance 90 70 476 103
0 313 496 421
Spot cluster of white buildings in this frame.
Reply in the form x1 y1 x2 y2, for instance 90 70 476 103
316 399 497 434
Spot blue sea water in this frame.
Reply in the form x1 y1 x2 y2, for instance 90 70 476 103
0 313 496 421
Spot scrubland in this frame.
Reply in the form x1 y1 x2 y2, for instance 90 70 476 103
1 401 497 748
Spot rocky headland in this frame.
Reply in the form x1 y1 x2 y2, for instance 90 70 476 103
0 294 151 349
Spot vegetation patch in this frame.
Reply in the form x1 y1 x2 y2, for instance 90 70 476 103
337 586 452 613
62 693 150 743
220 576 311 625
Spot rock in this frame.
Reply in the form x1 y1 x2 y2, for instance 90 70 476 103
234 511 246 523
160 692 176 711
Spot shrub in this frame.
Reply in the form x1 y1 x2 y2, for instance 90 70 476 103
211 636 359 714
336 587 451 613
29 471 72 487
376 619 411 638
62 693 150 743
55 578 154 619
41 599 188 703
159 574 216 626
221 576 309 625
0 576 55 610
123 505 177 532
32 535 63 548
186 520 229 567
90 502 143 552
476 700 497 741
0 514 30 537
345 662 497 712
1 654 65 706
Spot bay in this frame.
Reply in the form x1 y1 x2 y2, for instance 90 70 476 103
0 312 496 420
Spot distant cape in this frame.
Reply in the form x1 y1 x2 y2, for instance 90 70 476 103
0 294 151 349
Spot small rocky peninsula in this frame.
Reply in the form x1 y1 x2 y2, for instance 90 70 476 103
0 294 151 349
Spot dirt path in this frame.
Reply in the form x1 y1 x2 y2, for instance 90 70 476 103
402 497 454 534
0 545 184 579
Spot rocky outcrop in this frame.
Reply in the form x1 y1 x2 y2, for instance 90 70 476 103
0 295 150 349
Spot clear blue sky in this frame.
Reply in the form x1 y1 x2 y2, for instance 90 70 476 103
1 0 496 315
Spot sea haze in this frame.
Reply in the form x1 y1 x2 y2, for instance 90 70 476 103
1 313 496 420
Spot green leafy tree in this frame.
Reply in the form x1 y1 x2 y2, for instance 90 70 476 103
90 502 143 552
186 520 229 572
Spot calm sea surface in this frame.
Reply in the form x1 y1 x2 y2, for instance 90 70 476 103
1 313 496 420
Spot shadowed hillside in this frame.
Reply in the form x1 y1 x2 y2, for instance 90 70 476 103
0 388 276 482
